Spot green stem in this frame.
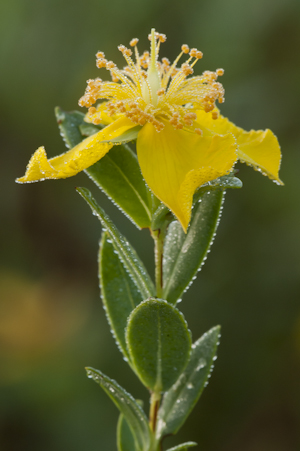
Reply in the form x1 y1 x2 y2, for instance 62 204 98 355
152 228 165 298
149 391 161 440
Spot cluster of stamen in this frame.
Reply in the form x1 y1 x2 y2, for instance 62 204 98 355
79 30 225 132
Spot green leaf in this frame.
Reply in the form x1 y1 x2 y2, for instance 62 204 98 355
86 367 152 451
77 187 155 300
117 414 136 451
55 107 152 229
86 146 152 229
162 190 224 304
166 442 197 451
194 174 243 200
126 299 192 393
99 232 144 361
156 326 220 440
55 107 85 148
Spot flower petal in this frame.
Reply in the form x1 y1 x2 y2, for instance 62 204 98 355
196 110 283 184
16 116 136 183
136 121 237 231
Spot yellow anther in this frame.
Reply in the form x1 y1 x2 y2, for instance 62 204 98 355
157 88 165 96
162 57 170 66
181 63 194 76
88 107 97 115
204 103 214 113
96 51 105 59
181 44 190 54
190 48 198 57
212 111 219 120
196 51 203 59
130 38 139 47
93 118 101 125
158 33 167 42
195 128 203 135
106 61 116 69
184 113 197 121
218 97 225 103
96 58 107 68
216 68 224 76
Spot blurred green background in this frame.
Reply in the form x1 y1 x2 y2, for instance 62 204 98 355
1 0 300 449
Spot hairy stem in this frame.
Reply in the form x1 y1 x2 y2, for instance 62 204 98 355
152 227 166 298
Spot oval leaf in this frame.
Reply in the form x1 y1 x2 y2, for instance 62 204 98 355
163 190 224 304
166 442 197 451
86 367 152 451
117 414 136 451
77 187 155 300
55 107 152 229
156 326 220 439
126 299 192 393
100 232 144 361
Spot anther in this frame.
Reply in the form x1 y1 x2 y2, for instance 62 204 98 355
162 57 170 66
106 61 116 69
190 48 198 58
181 63 194 76
196 51 203 59
181 44 190 54
158 33 167 42
96 58 107 68
195 128 203 135
212 111 219 120
216 68 224 76
130 38 139 47
88 107 97 115
96 51 105 59
157 88 165 96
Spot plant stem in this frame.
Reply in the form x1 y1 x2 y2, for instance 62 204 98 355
149 391 161 433
152 228 166 298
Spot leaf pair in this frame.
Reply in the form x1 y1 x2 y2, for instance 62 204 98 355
87 326 220 451
78 189 191 394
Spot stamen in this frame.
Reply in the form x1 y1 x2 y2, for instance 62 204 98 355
80 30 226 136
96 51 105 59
130 38 139 47
181 44 190 54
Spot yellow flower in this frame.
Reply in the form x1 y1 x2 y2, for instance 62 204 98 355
17 29 282 231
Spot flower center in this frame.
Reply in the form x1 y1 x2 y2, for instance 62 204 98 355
79 30 225 133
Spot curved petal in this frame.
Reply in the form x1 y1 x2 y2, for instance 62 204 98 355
137 121 237 231
196 109 283 184
16 116 136 183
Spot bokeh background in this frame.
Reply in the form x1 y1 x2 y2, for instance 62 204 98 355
1 0 300 449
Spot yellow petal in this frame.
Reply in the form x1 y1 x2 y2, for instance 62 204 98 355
16 116 136 183
137 121 237 231
196 109 283 184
